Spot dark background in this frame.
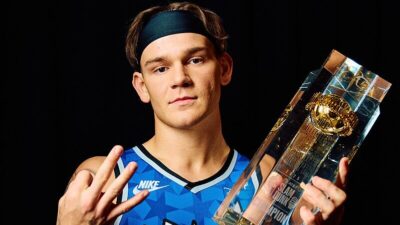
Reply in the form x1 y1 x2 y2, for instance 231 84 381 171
4 0 399 224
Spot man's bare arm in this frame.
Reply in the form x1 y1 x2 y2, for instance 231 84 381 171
56 145 149 225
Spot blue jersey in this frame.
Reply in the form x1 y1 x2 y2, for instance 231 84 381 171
113 145 261 225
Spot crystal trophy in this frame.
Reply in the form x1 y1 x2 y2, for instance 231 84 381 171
213 50 391 225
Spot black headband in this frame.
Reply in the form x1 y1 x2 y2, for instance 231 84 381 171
136 10 214 62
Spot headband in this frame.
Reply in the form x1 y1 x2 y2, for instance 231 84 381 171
136 10 215 61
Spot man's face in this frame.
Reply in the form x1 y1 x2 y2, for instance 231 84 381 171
134 33 232 129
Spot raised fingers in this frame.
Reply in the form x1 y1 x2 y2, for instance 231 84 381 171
96 162 138 216
87 146 123 199
107 190 149 221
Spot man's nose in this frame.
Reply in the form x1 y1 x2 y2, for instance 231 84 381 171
171 64 193 88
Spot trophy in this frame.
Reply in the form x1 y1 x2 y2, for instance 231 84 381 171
213 50 391 225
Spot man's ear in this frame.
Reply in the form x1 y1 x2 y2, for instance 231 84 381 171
132 72 150 103
219 52 233 86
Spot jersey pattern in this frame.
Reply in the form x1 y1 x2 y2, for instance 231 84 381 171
113 145 261 225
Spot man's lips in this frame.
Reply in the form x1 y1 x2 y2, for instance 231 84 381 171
169 96 198 104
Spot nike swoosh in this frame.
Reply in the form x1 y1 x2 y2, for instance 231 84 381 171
132 185 169 195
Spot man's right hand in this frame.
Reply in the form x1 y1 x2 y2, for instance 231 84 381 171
56 145 148 225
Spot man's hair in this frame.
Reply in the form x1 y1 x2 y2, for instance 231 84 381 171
125 2 228 72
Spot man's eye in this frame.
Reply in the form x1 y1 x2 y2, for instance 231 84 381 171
189 57 204 64
154 67 168 73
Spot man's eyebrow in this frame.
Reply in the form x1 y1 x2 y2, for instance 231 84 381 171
143 47 209 67
184 46 208 55
144 57 167 67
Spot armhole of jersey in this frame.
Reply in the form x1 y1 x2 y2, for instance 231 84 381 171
264 149 281 161
114 163 122 204
251 165 263 195
113 157 129 225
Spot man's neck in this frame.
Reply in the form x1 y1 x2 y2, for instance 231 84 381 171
143 112 230 182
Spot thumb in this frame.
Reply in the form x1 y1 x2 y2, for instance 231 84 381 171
335 157 349 190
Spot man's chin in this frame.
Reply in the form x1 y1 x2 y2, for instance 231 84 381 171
171 115 205 129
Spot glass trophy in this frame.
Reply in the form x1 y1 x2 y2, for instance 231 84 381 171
213 50 391 225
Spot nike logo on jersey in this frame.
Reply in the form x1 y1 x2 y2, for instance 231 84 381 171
132 180 169 195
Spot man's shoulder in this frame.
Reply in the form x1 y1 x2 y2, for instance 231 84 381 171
76 156 107 174
234 149 251 162
77 145 138 172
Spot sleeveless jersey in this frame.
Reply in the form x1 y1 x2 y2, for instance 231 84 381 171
113 145 262 225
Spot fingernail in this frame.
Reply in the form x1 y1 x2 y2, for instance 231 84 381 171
300 182 306 189
344 157 350 165
311 176 321 183
270 172 279 177
128 162 137 171
114 146 123 155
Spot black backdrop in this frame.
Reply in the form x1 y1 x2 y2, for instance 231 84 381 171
4 0 399 224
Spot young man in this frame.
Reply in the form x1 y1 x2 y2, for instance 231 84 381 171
56 2 348 225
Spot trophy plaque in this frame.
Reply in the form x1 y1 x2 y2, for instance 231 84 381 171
213 50 391 225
